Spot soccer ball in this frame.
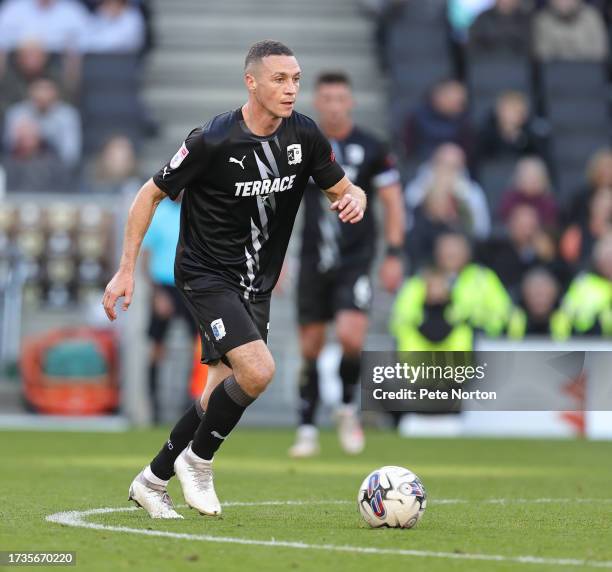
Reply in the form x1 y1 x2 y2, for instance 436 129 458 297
358 466 427 528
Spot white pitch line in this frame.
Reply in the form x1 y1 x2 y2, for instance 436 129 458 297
223 498 612 506
45 500 612 569
445 498 612 505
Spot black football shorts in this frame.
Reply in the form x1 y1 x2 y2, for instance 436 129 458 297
179 287 270 366
297 259 372 325
148 284 199 343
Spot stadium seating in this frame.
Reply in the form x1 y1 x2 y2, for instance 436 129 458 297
466 53 532 121
540 61 611 199
476 158 517 217
80 54 146 154
385 0 452 141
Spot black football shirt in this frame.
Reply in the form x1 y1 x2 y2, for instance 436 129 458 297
300 126 399 271
152 108 345 299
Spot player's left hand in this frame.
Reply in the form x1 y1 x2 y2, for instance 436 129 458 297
379 255 403 292
330 192 364 224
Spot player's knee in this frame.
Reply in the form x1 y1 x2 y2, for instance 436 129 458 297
337 331 363 356
240 357 276 396
301 341 322 361
150 342 165 362
300 328 325 360
254 358 276 392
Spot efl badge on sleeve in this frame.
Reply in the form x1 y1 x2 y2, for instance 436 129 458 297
170 142 189 169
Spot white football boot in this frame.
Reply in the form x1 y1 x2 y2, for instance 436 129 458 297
336 405 365 455
288 425 320 458
128 470 183 519
174 443 221 516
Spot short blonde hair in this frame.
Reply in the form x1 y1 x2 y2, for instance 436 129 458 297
513 156 551 193
586 148 612 188
496 90 528 111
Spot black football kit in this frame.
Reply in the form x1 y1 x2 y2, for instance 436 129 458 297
152 108 345 364
297 126 399 324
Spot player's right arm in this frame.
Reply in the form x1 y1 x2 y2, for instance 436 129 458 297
102 178 166 321
103 127 209 321
307 120 366 222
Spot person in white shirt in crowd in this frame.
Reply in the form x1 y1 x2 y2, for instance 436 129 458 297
0 0 88 53
533 0 608 62
4 77 82 168
404 143 491 239
84 0 145 54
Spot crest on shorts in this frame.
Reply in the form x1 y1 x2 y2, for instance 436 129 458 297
170 142 189 169
287 143 302 165
353 275 372 310
211 318 226 341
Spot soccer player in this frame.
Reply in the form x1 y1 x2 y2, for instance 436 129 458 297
289 72 404 458
102 40 366 519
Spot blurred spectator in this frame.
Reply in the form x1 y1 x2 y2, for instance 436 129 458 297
564 148 612 226
560 186 612 267
391 267 474 350
83 0 145 53
448 0 495 42
552 232 612 338
0 0 88 53
434 231 514 336
468 0 532 56
405 143 491 244
0 40 62 116
498 157 558 227
406 185 465 271
4 78 81 168
477 204 562 297
78 0 154 55
533 0 608 61
507 267 561 337
403 79 474 164
477 91 549 166
2 116 72 191
533 0 608 10
86 135 140 194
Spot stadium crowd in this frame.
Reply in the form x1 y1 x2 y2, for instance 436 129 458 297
0 0 151 193
374 0 612 345
0 0 610 343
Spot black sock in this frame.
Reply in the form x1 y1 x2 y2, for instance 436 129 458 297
148 361 161 424
298 359 319 426
150 399 204 480
340 355 361 405
191 376 255 460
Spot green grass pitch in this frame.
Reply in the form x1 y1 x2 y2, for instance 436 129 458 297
1 428 611 572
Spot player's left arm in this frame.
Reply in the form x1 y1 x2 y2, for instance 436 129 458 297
323 175 367 224
378 181 405 292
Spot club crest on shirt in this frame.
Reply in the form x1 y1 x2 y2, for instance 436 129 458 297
170 142 189 169
211 318 226 341
287 143 302 165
